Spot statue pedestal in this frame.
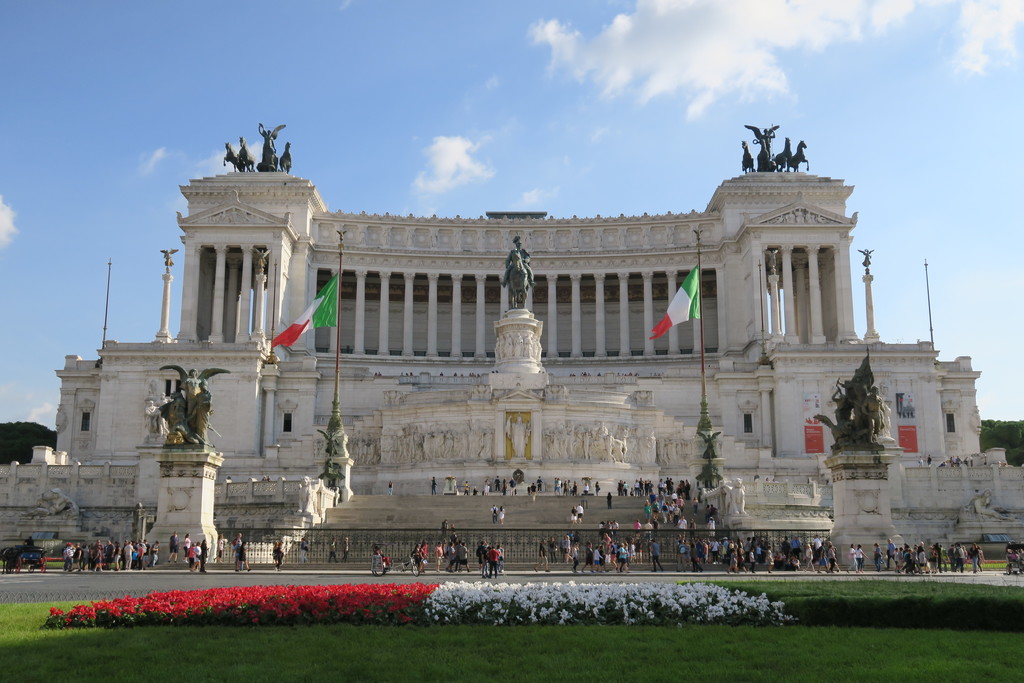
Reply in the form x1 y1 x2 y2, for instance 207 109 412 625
825 448 902 549
492 309 545 381
147 445 223 549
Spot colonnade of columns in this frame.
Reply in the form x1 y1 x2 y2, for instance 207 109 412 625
177 244 272 344
322 269 717 359
763 244 851 345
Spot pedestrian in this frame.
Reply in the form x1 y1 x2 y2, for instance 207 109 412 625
300 536 309 563
343 536 350 562
387 480 394 496
168 532 179 564
431 476 437 495
534 540 549 572
273 541 284 571
328 537 338 562
498 506 505 525
651 539 664 572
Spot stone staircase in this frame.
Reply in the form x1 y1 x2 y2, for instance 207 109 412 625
323 493 699 530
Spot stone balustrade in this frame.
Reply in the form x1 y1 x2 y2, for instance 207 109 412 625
0 461 138 508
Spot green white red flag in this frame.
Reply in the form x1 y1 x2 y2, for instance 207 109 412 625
649 268 700 339
272 273 339 347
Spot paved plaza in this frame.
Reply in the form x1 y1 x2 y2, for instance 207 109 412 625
3 562 1020 605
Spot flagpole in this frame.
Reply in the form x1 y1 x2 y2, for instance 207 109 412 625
321 230 348 490
265 260 279 366
924 259 935 348
757 260 770 365
101 258 112 350
694 229 721 489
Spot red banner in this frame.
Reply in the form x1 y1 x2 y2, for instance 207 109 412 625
898 425 918 453
804 424 825 454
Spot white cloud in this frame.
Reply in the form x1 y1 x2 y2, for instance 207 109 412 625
414 136 495 194
484 75 500 90
590 126 610 143
27 401 55 425
0 195 17 248
520 187 559 206
531 0 1024 118
196 149 228 177
955 0 1024 73
139 147 168 175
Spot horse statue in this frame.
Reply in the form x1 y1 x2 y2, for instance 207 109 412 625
279 142 292 174
502 250 530 309
773 137 792 172
223 142 244 172
741 142 754 173
237 137 255 172
788 140 808 172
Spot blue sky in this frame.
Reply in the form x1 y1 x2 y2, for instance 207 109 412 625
1 0 1021 425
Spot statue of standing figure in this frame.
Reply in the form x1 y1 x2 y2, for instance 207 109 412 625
505 413 531 459
257 123 287 172
744 124 779 172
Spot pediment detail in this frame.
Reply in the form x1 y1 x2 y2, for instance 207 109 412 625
178 194 289 228
750 202 851 227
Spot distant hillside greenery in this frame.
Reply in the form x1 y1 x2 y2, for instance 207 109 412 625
0 422 57 465
980 420 1024 467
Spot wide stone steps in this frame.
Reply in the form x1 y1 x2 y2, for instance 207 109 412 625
322 493 697 530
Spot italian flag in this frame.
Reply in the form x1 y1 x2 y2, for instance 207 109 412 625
649 268 700 339
271 273 339 347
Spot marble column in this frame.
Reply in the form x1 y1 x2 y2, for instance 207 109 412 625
354 269 367 354
475 275 486 358
863 270 880 343
377 271 391 356
500 277 508 315
547 276 559 359
807 246 826 344
177 243 202 342
526 285 534 312
251 252 267 341
665 271 678 355
236 247 253 340
156 266 174 343
225 255 240 343
768 270 782 340
642 271 654 356
782 247 797 343
427 273 439 357
403 272 415 357
716 267 727 352
835 240 858 341
451 274 463 358
594 273 607 357
570 273 582 357
618 272 630 357
209 246 227 343
759 384 774 451
265 247 281 338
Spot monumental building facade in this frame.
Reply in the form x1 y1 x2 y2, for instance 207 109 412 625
7 166 1013 545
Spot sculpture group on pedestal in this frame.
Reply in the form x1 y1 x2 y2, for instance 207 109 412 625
223 124 292 174
815 355 887 453
742 125 809 173
158 366 229 446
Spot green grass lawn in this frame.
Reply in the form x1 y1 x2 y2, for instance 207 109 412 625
2 600 1021 682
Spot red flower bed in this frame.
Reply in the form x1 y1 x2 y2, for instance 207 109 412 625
45 583 439 629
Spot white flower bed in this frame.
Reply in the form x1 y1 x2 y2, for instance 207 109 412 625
422 582 793 626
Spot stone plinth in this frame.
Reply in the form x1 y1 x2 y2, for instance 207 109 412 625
493 309 544 375
147 445 223 548
825 448 902 549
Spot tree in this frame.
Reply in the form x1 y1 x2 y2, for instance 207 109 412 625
0 422 57 465
980 420 1024 467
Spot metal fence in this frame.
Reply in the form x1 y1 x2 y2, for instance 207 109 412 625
220 526 830 570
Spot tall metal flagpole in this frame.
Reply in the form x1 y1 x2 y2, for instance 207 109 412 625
320 230 348 489
101 258 112 350
265 260 279 366
694 229 721 488
757 260 770 366
924 259 935 348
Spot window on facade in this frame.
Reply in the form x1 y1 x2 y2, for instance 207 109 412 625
80 411 91 432
743 413 754 434
946 413 956 433
283 412 293 433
